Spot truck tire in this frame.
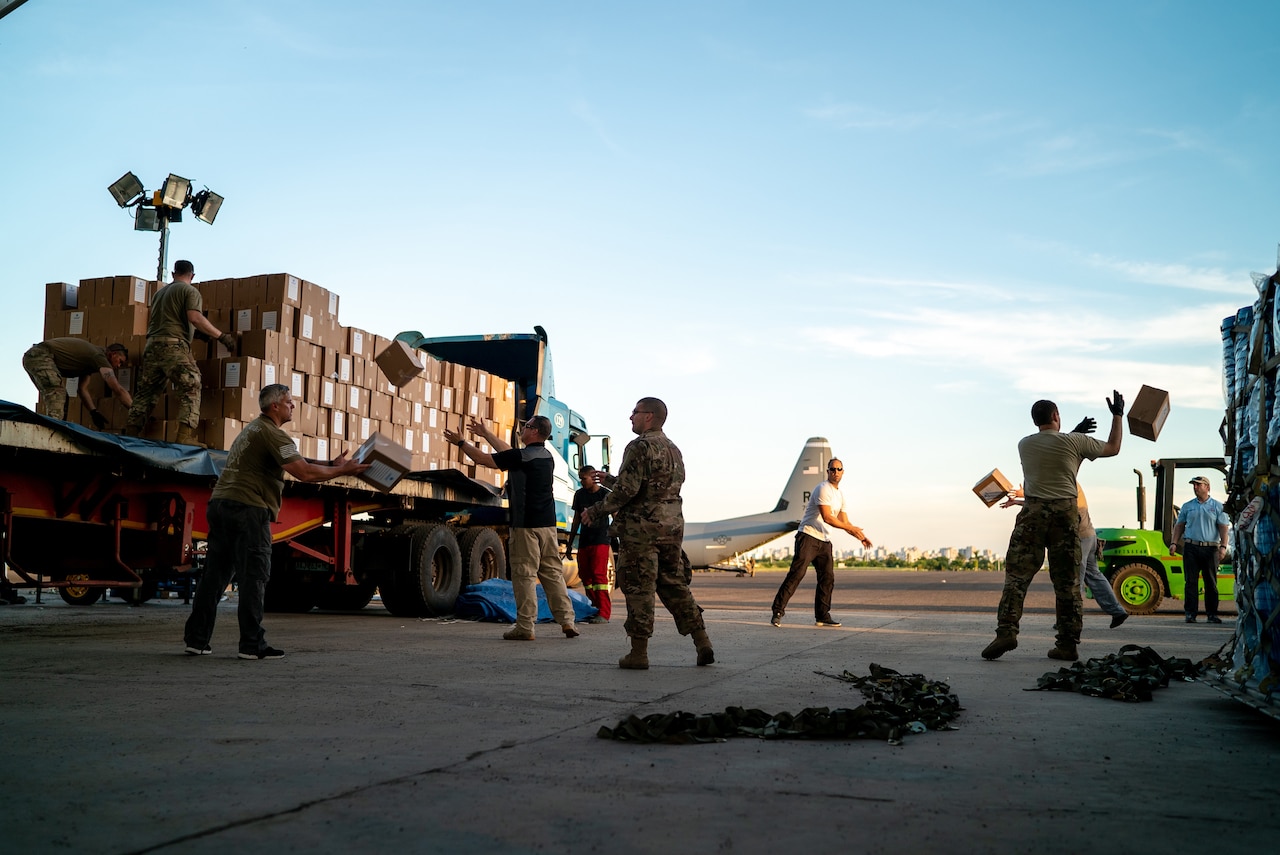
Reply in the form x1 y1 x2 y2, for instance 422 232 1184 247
458 527 506 586
380 524 463 617
58 574 103 606
1110 563 1163 615
315 579 377 611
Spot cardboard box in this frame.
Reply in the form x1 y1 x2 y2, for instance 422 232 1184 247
1127 385 1170 442
374 339 425 388
352 432 413 492
203 418 243 451
113 276 150 306
46 282 78 312
973 469 1014 507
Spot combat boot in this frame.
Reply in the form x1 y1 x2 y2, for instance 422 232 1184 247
692 629 715 666
174 425 205 448
618 636 649 670
981 633 1018 660
1047 644 1078 662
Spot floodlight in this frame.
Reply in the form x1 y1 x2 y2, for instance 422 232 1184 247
134 207 161 232
191 189 224 225
108 171 143 207
160 173 191 209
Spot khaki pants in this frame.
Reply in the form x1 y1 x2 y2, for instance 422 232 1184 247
508 527 574 633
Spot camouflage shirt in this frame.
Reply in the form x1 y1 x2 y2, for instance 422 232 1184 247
593 428 685 541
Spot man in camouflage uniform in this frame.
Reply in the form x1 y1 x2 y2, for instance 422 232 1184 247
581 397 713 669
22 338 132 425
983 393 1125 663
124 259 236 446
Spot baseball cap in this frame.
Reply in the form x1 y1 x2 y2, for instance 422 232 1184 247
1189 475 1210 486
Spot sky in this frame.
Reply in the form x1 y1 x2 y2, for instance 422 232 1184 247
2 1 1277 555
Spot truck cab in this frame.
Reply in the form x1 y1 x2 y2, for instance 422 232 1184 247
1096 457 1234 614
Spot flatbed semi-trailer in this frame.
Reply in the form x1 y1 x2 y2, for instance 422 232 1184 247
0 399 508 616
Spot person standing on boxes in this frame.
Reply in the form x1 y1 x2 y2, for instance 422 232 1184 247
982 393 1124 663
1170 475 1230 624
445 415 581 642
22 338 133 426
124 260 237 446
183 384 370 659
567 465 612 623
580 397 714 670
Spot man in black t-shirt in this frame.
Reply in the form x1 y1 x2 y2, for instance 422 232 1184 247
446 415 579 641
568 465 612 623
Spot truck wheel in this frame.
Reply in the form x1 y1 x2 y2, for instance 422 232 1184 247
1111 563 1163 615
58 574 103 606
380 524 463 617
458 527 506 586
315 579 377 611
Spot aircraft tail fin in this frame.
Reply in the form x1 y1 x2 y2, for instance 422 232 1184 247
770 437 832 514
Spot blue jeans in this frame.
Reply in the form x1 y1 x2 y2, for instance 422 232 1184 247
184 498 273 654
1080 534 1126 617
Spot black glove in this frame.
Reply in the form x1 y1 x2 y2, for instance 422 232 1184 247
1071 417 1096 434
218 332 238 353
90 410 108 429
1107 390 1125 417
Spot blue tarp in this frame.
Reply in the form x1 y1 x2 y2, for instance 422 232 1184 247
455 578 598 623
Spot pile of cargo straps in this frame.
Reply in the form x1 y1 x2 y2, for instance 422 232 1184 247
1029 644 1204 702
596 664 961 745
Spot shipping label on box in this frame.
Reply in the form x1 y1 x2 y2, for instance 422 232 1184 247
322 379 336 407
67 310 86 336
339 354 351 383
290 370 305 399
973 468 1014 507
235 307 255 333
332 409 345 439
1127 385 1170 442
352 432 413 492
316 437 329 461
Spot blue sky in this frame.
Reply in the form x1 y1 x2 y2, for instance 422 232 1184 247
2 1 1276 553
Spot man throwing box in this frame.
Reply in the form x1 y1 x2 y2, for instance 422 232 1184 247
22 338 133 426
770 456 872 628
982 392 1124 662
183 384 369 659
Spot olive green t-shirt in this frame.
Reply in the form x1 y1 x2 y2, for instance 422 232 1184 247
211 416 303 520
42 337 110 377
1018 430 1105 501
147 279 202 342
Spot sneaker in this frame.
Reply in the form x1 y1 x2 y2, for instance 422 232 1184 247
1185 615 1197 623
1206 615 1223 624
815 616 842 627
1047 645 1079 662
1110 613 1128 629
184 644 212 656
770 613 782 627
982 635 1018 660
502 628 535 641
238 646 285 660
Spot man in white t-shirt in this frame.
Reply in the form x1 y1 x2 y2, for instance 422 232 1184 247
770 457 872 627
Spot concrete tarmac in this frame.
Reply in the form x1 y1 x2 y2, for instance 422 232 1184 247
1 569 1274 855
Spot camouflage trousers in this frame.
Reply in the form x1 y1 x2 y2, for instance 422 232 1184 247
22 344 68 418
996 497 1082 645
126 340 201 431
617 536 705 639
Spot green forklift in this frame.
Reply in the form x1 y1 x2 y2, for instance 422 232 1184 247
1096 457 1234 614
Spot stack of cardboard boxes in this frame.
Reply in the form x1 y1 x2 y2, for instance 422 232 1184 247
42 273 517 488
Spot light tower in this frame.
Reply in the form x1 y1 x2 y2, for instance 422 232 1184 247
107 172 224 282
